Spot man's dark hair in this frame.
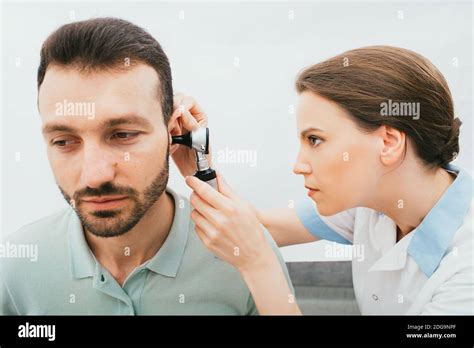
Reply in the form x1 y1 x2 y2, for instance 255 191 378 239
37 17 173 123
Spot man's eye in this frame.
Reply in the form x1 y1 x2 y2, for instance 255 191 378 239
308 135 323 147
111 131 140 140
52 139 78 147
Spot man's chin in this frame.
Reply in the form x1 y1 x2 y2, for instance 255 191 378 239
89 208 123 219
78 209 137 238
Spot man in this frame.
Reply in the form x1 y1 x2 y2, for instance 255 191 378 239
0 17 292 315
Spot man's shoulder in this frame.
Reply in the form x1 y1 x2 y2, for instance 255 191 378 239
1 208 74 314
181 215 293 286
5 207 72 245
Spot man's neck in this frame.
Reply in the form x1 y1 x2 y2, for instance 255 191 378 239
85 191 175 286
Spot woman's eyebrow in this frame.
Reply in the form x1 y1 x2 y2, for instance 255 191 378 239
300 127 324 137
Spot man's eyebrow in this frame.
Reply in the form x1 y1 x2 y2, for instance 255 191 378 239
103 115 154 129
300 127 324 137
42 124 78 135
42 115 154 135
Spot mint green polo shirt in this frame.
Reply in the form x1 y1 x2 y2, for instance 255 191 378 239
1 187 293 315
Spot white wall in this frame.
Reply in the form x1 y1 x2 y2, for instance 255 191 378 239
1 0 472 261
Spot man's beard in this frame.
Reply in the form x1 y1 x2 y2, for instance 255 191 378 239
59 150 169 238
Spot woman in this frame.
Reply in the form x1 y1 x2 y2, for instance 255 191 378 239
178 46 473 315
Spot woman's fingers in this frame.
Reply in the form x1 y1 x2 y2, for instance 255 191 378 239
187 172 272 273
194 225 212 249
172 100 199 131
190 209 219 240
190 192 226 230
180 96 207 123
185 175 233 210
216 171 238 200
182 109 200 130
193 213 235 261
173 93 207 126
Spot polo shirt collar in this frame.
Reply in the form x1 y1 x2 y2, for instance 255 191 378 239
408 164 472 277
68 206 96 279
144 187 189 278
68 187 190 279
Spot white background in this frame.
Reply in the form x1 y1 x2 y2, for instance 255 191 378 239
1 0 472 261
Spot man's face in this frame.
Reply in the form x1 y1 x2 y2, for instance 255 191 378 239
39 63 170 237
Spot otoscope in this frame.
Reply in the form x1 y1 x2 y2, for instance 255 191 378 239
171 127 218 190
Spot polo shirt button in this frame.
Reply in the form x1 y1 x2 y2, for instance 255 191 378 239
372 294 378 301
101 274 106 283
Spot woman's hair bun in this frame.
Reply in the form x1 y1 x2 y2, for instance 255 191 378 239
437 117 461 166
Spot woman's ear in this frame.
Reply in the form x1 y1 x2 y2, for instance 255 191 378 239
168 108 183 155
379 125 406 166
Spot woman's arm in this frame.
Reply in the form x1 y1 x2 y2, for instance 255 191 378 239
258 208 318 247
240 244 302 315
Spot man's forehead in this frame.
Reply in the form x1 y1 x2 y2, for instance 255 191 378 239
38 63 163 130
40 63 159 104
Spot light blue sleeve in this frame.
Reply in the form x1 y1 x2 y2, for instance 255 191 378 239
295 198 354 245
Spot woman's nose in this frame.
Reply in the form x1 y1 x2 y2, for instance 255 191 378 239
293 161 312 175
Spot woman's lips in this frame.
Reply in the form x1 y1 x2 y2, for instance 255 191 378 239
82 196 129 210
305 186 319 197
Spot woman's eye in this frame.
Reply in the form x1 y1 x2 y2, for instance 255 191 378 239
111 131 140 140
308 135 322 147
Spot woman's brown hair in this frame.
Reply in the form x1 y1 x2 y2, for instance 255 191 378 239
296 45 461 168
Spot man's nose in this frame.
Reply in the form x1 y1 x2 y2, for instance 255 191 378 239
79 144 116 189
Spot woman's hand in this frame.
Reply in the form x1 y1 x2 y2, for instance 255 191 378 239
186 172 302 315
170 93 212 177
185 172 274 273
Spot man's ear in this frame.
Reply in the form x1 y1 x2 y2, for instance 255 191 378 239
168 109 183 155
379 125 406 166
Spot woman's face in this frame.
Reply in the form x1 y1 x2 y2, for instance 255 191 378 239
293 91 383 216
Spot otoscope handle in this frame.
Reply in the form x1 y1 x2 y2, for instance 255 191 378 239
195 168 218 190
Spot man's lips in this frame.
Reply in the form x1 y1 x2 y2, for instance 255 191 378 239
81 195 129 209
82 195 128 203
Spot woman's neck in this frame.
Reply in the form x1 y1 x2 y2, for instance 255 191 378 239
368 161 455 242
